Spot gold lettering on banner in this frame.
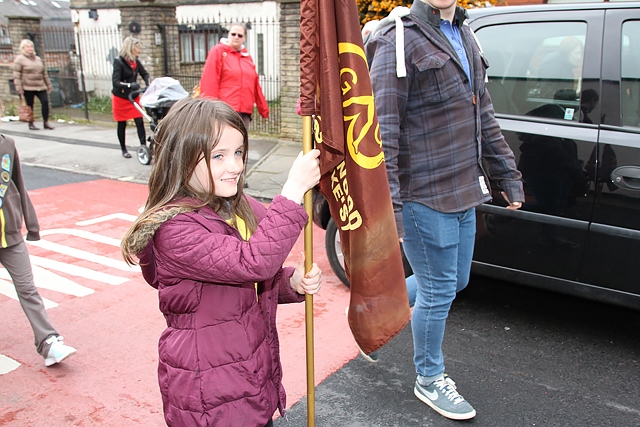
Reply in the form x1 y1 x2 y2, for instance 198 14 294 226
313 116 323 145
330 161 363 231
338 42 385 170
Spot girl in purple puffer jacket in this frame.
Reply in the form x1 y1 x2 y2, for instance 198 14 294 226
121 98 322 427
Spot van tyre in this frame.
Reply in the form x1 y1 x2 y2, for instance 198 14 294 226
325 218 350 288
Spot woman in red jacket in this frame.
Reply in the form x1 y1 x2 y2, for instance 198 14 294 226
121 98 321 427
199 23 269 130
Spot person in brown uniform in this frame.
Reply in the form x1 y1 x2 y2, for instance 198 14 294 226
0 102 76 366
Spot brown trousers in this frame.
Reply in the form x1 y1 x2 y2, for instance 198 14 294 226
1 241 58 357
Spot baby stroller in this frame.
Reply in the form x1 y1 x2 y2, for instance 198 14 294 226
128 77 189 165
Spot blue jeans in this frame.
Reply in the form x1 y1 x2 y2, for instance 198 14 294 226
401 202 476 379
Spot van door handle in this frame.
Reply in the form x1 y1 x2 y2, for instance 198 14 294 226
611 166 640 191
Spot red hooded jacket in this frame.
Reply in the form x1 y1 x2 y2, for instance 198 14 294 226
199 40 269 118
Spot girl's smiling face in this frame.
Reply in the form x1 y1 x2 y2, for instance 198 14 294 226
189 125 245 197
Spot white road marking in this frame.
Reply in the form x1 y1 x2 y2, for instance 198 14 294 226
0 264 94 296
0 279 58 309
27 239 139 272
40 229 122 246
1 213 145 375
29 255 127 286
76 213 137 226
0 354 21 375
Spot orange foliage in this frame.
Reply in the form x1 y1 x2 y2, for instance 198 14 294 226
356 0 499 26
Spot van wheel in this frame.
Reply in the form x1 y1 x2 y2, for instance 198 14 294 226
325 218 350 288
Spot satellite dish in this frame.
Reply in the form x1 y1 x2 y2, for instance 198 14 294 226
129 22 142 34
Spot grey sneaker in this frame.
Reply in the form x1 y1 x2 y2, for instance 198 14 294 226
414 376 476 420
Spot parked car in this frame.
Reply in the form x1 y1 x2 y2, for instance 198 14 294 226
312 2 640 310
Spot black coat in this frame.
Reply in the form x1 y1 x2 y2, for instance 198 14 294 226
111 56 150 100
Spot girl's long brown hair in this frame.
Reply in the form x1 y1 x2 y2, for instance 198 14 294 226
121 98 257 264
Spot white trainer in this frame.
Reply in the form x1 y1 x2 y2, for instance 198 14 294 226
44 336 76 367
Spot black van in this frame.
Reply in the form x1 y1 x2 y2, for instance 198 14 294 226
313 2 640 310
467 2 640 310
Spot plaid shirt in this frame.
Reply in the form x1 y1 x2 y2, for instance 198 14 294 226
367 2 524 237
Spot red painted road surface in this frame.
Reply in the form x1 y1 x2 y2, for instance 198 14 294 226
0 180 359 426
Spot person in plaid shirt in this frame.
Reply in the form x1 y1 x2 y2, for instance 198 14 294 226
367 0 524 420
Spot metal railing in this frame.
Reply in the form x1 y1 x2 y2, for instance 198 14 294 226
33 18 281 135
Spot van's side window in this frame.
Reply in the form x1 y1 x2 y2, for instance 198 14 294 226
477 22 587 121
621 21 640 128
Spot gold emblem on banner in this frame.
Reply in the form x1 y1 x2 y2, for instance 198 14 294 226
338 42 384 170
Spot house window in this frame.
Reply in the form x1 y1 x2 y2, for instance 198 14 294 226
0 25 11 46
179 24 223 63
1 26 13 62
256 33 264 75
42 26 75 52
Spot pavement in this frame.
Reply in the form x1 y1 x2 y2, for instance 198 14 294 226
2 117 639 427
0 117 301 202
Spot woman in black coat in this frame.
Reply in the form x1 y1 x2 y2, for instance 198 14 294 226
112 37 150 158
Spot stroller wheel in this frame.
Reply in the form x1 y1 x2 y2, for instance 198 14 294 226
137 145 151 165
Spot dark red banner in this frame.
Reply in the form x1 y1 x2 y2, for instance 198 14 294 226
300 0 409 354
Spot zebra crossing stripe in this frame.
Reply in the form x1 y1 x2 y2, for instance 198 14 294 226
30 255 127 286
27 239 139 272
76 213 137 226
0 279 58 309
0 354 20 375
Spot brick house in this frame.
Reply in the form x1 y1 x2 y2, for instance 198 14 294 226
2 0 560 139
67 0 290 135
0 0 74 105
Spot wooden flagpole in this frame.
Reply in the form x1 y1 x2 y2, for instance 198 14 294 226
302 114 315 427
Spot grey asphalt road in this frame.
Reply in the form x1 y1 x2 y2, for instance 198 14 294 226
275 276 640 427
22 164 98 190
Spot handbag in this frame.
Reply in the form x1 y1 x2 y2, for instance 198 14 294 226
18 96 34 123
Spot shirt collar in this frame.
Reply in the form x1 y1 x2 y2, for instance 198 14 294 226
410 1 469 28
